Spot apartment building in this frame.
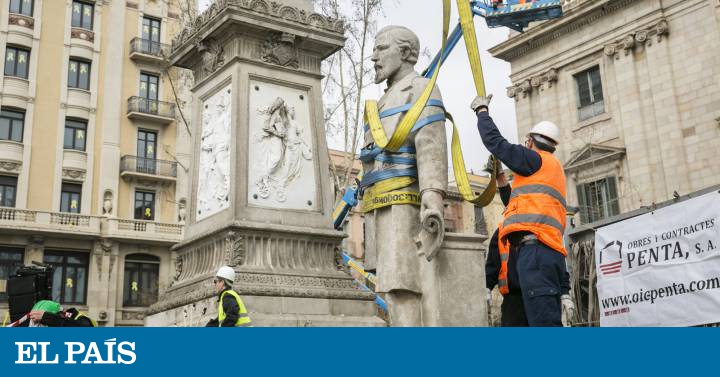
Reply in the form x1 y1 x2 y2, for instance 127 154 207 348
0 0 194 327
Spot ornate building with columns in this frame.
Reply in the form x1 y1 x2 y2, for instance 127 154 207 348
0 0 194 326
490 0 720 225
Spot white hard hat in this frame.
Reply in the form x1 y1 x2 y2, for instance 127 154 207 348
216 266 235 283
529 121 561 145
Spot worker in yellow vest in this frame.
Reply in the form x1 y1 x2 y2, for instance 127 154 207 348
205 266 252 327
472 95 575 326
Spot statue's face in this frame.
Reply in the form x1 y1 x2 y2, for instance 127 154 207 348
372 32 403 85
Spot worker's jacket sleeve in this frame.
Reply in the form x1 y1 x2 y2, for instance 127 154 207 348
561 267 571 296
499 185 512 207
485 229 501 290
414 79 448 194
205 318 219 327
40 311 94 327
476 112 541 177
220 293 240 327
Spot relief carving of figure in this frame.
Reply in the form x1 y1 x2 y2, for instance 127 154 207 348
255 97 312 202
197 88 231 219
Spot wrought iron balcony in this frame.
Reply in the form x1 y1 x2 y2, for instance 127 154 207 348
129 37 169 63
120 155 177 186
127 96 176 124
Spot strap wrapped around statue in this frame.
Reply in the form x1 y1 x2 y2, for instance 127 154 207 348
360 0 499 213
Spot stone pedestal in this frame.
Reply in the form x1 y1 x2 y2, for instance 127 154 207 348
421 233 488 327
146 0 383 327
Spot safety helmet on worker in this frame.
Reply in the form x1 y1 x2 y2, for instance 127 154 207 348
529 121 560 145
216 266 236 283
32 300 62 314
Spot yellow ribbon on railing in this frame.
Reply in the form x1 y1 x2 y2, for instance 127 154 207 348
361 0 498 208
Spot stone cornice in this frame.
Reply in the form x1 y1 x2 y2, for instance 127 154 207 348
603 19 668 59
507 68 558 99
171 0 344 53
489 0 635 62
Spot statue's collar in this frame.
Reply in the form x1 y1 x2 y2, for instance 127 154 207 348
385 70 419 93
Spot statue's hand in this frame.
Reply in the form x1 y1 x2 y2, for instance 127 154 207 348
416 191 445 262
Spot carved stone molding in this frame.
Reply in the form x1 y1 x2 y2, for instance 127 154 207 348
8 14 34 30
62 168 86 181
171 0 345 53
491 0 636 61
121 311 145 321
109 254 117 283
92 239 114 281
262 32 300 69
508 69 557 99
71 28 95 43
27 235 44 248
0 160 21 173
604 19 669 59
149 271 373 315
173 255 183 282
224 231 246 267
196 38 225 77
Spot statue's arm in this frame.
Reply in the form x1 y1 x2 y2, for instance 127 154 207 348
414 83 448 195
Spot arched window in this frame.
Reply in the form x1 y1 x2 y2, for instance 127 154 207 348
123 254 159 307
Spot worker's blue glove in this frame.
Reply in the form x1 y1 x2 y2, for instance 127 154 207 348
471 94 493 113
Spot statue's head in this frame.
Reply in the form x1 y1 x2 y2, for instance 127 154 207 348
372 26 420 85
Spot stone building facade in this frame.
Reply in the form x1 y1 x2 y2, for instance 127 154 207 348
0 0 193 326
489 0 720 225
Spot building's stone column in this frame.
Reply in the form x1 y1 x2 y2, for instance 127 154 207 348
24 236 45 265
88 238 117 326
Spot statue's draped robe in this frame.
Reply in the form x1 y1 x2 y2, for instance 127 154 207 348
363 71 448 295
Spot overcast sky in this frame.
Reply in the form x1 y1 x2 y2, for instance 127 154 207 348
198 0 518 173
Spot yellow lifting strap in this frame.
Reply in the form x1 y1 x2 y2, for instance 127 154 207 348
363 0 498 208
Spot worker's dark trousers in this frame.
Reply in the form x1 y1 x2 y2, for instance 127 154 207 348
516 243 564 327
501 294 528 327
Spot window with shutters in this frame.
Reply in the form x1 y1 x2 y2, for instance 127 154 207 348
0 109 24 142
64 119 87 151
60 183 82 214
123 254 160 307
134 190 155 221
0 247 24 302
9 0 33 17
576 176 620 224
574 66 605 121
68 59 91 90
4 46 30 79
0 175 17 208
43 251 88 305
71 1 94 30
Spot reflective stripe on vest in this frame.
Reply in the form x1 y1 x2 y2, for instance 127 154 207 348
74 312 98 327
497 151 567 296
218 290 252 327
503 213 564 234
509 184 567 209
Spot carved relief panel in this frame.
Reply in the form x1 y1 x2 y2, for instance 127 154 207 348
197 84 232 221
248 80 317 210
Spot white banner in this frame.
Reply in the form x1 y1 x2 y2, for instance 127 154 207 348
595 191 720 327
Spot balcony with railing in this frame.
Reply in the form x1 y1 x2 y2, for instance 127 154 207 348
127 96 177 124
0 207 183 244
120 155 177 186
0 207 101 236
104 218 183 244
129 37 170 64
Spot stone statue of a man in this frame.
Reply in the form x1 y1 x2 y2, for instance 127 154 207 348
363 26 448 326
